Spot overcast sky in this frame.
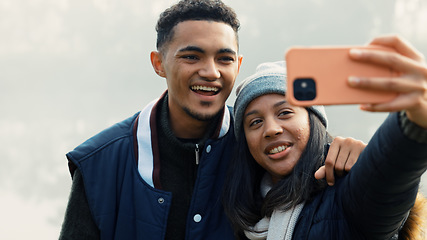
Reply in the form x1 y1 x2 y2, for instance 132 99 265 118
1 0 426 238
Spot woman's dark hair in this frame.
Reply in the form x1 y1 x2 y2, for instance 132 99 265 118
155 0 240 52
223 109 330 238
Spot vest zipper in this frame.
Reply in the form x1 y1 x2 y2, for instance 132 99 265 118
195 144 200 165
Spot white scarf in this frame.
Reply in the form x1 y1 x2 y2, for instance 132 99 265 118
244 174 305 240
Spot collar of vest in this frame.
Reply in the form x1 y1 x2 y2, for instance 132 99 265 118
136 92 232 188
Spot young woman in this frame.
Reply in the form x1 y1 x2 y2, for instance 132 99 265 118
223 36 427 239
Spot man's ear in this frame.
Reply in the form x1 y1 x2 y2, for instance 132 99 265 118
237 55 243 73
150 51 166 78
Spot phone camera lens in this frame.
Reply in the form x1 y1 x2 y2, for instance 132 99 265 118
301 82 308 88
293 78 316 101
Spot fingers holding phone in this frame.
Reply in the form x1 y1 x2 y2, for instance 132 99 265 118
369 35 425 63
285 46 399 106
284 35 427 128
348 35 427 128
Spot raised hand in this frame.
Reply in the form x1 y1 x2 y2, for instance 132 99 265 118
348 35 427 129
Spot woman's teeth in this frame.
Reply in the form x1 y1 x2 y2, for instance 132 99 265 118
269 145 288 154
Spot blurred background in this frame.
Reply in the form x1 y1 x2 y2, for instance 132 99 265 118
1 0 426 238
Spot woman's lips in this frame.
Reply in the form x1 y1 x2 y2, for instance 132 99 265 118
265 142 293 160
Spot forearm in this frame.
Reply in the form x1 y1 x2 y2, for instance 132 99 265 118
59 168 100 240
342 112 427 238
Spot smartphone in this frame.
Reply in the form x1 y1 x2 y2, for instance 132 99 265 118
285 46 398 106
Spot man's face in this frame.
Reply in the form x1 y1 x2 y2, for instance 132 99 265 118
155 20 242 122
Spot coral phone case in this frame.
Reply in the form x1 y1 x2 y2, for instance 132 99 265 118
285 46 398 106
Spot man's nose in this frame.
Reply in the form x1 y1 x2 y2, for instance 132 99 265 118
199 59 220 80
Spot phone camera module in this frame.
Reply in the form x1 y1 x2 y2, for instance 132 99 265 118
293 78 316 101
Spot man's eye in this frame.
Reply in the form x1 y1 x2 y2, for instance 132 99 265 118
182 55 198 60
219 56 235 62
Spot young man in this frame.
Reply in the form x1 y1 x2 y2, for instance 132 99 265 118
60 1 242 239
59 1 364 239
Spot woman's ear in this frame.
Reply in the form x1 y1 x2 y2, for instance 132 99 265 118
150 51 166 77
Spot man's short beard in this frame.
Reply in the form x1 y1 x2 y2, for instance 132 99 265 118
183 102 221 122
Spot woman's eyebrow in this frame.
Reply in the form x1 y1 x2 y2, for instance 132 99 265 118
274 100 287 108
244 110 258 119
244 100 288 119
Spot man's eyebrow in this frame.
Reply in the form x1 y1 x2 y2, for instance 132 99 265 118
218 48 237 55
178 46 237 55
178 46 204 53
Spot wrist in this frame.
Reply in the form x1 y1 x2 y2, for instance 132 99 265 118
399 111 427 144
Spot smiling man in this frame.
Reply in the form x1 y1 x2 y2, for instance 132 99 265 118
59 1 242 240
150 19 242 138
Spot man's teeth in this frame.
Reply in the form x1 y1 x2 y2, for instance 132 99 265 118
191 86 219 92
269 145 288 154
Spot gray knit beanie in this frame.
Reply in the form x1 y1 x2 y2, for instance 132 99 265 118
234 61 328 139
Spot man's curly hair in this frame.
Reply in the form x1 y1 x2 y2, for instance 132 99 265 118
155 0 240 52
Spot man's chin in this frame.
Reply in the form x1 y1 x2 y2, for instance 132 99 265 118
183 106 223 122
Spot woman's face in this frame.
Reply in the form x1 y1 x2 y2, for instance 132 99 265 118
243 94 310 184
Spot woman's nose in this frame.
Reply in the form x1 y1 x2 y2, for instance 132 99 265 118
263 118 283 138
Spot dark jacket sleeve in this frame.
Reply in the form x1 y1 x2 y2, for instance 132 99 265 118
340 113 427 239
59 168 100 240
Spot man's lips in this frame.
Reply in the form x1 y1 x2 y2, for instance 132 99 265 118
190 85 220 96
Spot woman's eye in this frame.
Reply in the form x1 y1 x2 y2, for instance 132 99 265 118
249 119 262 127
279 110 292 117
